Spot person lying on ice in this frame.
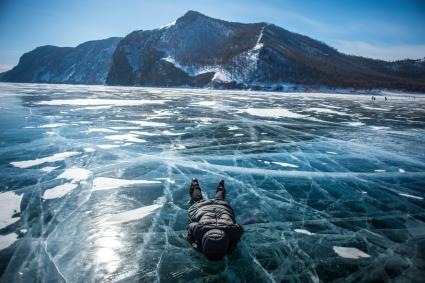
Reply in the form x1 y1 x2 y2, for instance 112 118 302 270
187 178 244 261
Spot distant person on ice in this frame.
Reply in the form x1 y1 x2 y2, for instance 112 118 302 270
187 178 244 261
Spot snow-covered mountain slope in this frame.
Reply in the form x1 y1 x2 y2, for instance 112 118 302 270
0 37 121 84
1 11 425 92
107 11 425 91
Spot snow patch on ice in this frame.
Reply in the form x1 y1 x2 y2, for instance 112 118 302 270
11 152 81 168
104 204 163 224
105 134 146 143
0 191 23 229
43 183 78 200
39 123 66 128
193 101 216 107
0 233 18 250
227 126 240 131
98 144 120 149
241 108 306 119
346 122 365 127
129 131 160 136
370 126 390 131
40 166 60 173
399 193 423 200
333 246 371 259
84 128 118 133
93 177 161 191
56 168 92 182
307 108 350 116
127 121 167 127
273 162 299 168
294 229 314 235
363 106 389 111
37 99 167 106
161 130 185 136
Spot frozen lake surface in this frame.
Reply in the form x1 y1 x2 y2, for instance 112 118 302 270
0 83 424 282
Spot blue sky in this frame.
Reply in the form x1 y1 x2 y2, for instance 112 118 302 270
1 0 424 71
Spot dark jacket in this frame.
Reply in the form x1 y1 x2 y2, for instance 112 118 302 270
187 199 244 253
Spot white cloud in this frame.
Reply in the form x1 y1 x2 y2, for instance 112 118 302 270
334 40 425 61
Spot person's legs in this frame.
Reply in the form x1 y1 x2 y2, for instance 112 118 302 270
215 179 226 200
189 178 203 205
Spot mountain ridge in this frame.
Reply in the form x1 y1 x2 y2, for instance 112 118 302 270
1 11 424 92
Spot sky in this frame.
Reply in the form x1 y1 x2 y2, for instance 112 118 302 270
0 0 425 72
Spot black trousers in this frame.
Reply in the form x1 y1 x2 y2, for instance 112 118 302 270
190 187 225 205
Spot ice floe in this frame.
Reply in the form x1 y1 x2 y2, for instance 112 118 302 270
11 152 81 168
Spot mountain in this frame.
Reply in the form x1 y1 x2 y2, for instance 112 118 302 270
1 11 425 92
0 37 121 84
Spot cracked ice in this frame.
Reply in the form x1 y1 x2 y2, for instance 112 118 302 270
0 83 424 282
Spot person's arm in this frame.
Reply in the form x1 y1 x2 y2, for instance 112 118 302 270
187 222 204 252
187 222 198 242
227 224 245 253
